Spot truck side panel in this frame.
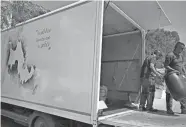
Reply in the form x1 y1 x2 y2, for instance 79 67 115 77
1 1 98 124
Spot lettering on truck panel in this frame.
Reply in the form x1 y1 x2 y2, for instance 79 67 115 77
36 28 52 50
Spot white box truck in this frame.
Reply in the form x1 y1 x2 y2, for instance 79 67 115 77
2 1 183 127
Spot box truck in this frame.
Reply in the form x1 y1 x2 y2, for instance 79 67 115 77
2 1 181 127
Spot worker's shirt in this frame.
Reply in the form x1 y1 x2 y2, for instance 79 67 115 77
140 55 156 79
164 52 184 75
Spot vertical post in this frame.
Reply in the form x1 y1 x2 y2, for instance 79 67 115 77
134 30 146 105
91 1 104 127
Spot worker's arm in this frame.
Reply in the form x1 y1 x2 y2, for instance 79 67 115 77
164 54 178 72
150 62 162 77
165 66 176 72
181 55 186 76
149 57 162 77
182 67 186 77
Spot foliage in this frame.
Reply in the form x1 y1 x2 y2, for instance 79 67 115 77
146 28 186 70
145 29 180 58
1 1 50 29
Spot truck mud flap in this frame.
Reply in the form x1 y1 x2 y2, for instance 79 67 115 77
99 110 186 127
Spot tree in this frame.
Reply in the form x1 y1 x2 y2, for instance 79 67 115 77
1 1 50 29
145 29 181 69
145 28 180 57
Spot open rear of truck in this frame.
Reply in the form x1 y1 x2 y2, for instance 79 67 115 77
95 1 185 127
96 2 186 127
3 1 184 127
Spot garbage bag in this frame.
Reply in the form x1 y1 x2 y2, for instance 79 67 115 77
165 71 186 106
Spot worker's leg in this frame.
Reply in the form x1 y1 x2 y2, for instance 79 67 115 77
181 102 186 114
139 79 149 111
139 89 148 111
164 79 174 115
146 77 158 112
166 92 174 115
147 85 157 112
133 86 141 104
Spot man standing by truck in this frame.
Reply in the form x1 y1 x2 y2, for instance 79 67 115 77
139 50 163 112
164 42 186 115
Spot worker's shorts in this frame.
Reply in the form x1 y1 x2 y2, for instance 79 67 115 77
141 77 156 93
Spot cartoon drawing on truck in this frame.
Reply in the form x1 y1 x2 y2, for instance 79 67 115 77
3 27 40 94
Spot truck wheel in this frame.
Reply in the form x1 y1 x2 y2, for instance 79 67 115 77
34 117 52 127
29 112 55 127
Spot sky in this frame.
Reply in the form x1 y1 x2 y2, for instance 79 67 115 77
158 1 186 44
32 1 186 44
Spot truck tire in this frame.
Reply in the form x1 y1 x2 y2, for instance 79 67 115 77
34 117 54 127
34 117 49 127
29 112 55 127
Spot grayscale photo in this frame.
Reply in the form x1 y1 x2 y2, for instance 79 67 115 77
1 1 186 127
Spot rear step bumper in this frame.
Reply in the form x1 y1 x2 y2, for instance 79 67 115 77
99 110 186 127
99 110 134 121
1 109 29 125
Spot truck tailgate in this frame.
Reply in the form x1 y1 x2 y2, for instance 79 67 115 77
99 110 186 127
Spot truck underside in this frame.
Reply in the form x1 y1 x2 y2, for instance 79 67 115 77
1 102 91 127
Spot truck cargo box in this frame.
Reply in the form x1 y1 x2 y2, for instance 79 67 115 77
1 1 172 126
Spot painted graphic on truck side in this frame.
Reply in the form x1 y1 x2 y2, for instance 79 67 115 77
1 2 98 118
2 27 40 94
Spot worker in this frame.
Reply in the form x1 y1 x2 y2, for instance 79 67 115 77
139 50 163 112
99 84 108 102
98 84 108 116
164 42 186 115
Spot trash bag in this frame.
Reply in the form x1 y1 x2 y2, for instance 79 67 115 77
165 70 186 106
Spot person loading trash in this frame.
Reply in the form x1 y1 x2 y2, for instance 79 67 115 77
139 50 163 112
164 41 186 115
